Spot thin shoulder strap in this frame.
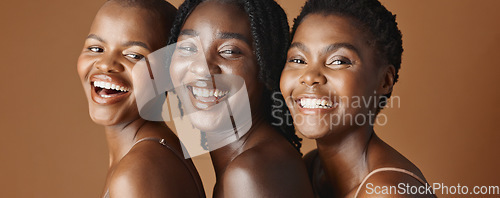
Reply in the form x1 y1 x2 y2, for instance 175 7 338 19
354 167 426 198
129 137 168 152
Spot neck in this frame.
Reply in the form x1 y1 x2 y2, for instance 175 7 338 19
209 113 267 178
315 125 375 197
104 118 149 167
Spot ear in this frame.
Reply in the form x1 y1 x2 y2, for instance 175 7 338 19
378 65 396 95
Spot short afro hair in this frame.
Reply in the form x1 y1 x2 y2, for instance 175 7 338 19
292 0 403 101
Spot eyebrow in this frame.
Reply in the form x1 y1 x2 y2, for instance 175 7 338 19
290 42 309 53
323 43 360 56
87 34 104 42
290 42 360 56
124 41 151 51
179 29 251 45
217 32 250 45
179 29 198 37
86 34 150 51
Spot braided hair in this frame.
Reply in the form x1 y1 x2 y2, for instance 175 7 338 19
168 0 302 151
292 0 403 106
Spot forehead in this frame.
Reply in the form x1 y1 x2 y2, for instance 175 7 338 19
90 2 165 44
182 1 251 36
294 14 369 48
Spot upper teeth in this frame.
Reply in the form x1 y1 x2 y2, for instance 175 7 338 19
192 87 228 98
195 81 208 87
299 98 333 109
93 81 129 92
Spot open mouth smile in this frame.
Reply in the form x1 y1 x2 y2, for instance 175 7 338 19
93 81 130 98
90 75 131 105
185 80 230 109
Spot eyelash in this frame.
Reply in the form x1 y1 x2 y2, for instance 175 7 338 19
328 59 352 65
88 46 104 53
88 46 144 61
289 59 306 64
178 46 197 52
220 49 240 54
287 57 353 69
125 53 144 60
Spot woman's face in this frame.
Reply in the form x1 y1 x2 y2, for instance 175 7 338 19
170 1 261 132
77 2 166 126
280 14 391 139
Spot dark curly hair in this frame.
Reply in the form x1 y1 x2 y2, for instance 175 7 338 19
168 0 302 151
291 0 403 104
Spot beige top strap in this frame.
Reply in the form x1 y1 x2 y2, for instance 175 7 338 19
354 167 426 198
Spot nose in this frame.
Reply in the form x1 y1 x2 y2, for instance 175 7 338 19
299 67 327 87
188 53 221 77
95 52 124 73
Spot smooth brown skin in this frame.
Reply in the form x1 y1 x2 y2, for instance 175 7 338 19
77 2 204 197
170 1 314 197
280 14 432 198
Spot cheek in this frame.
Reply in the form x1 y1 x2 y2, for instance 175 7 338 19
329 70 364 96
169 58 190 84
279 69 300 98
77 54 93 83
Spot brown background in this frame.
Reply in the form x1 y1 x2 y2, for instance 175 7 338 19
1 0 499 197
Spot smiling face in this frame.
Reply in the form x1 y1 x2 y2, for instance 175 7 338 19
170 1 262 132
77 1 167 126
280 14 394 139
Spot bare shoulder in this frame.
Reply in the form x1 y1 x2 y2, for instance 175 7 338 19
369 134 428 182
356 135 436 198
355 170 435 198
108 141 202 198
221 141 314 197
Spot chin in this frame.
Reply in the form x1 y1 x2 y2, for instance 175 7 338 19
88 104 136 127
188 109 232 133
296 125 330 139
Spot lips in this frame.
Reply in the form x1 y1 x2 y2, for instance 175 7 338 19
185 80 230 110
90 74 131 105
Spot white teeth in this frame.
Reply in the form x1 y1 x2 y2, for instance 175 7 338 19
299 98 333 109
93 81 129 92
196 81 208 87
202 89 208 97
192 87 228 98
